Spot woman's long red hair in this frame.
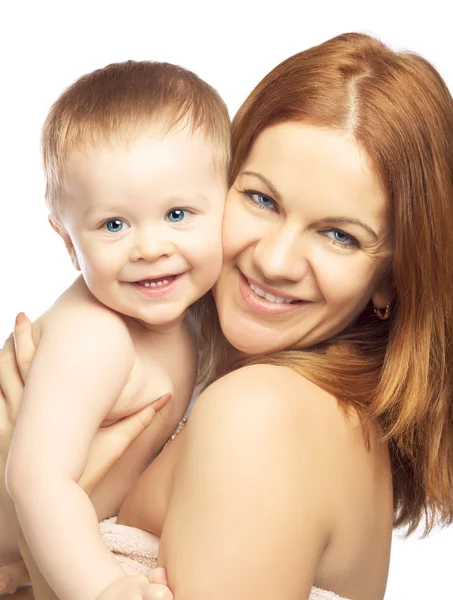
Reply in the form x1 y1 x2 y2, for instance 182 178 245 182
197 33 453 535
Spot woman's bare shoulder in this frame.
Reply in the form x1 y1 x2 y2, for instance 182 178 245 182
159 364 358 596
187 362 387 503
192 363 360 446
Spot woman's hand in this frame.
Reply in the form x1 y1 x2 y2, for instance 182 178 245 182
0 560 31 596
0 566 172 600
0 313 170 492
0 315 171 598
0 313 33 452
97 570 172 600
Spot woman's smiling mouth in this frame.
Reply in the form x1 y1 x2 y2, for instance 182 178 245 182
238 270 308 315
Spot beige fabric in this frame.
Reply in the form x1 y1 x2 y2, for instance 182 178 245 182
100 517 349 599
100 518 159 575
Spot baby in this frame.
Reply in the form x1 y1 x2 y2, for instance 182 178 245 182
2 60 230 600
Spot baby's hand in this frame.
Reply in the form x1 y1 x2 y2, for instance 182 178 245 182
97 571 172 600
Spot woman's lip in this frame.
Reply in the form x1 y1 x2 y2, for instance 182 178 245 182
129 274 182 297
245 274 302 302
238 271 306 315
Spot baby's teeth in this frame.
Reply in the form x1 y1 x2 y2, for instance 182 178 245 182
140 278 171 288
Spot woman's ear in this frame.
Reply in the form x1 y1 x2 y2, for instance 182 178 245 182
48 216 80 271
371 271 394 313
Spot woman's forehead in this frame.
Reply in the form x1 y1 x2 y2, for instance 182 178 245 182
240 122 390 235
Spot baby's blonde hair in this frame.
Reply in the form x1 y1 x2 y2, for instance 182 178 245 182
42 61 231 387
42 60 231 219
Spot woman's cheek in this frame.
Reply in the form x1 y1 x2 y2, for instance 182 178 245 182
222 202 264 261
314 250 366 303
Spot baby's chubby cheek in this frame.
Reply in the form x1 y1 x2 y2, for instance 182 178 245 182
199 239 224 288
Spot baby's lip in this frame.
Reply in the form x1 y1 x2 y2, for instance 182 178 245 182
129 273 182 283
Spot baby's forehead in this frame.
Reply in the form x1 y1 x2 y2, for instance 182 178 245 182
60 131 227 208
65 126 221 169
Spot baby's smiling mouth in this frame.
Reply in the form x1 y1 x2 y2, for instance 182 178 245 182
135 275 178 288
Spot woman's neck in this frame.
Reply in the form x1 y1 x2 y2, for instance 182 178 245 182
222 342 249 374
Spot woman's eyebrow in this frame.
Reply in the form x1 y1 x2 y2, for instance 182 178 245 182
240 170 283 202
323 217 378 239
240 171 379 239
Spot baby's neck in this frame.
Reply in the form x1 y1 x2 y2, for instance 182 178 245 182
124 311 190 338
129 312 188 336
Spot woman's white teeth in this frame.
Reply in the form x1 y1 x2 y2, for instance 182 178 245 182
249 282 294 304
140 278 170 288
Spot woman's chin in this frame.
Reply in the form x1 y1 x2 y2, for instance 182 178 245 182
221 319 287 357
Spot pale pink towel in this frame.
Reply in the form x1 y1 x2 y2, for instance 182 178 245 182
100 517 159 575
99 517 350 599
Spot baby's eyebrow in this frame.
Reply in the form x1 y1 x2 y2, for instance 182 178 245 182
165 193 210 207
82 206 124 219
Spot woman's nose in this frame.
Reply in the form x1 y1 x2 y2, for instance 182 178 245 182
253 223 308 282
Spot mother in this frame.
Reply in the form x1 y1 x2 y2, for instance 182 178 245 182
2 33 453 600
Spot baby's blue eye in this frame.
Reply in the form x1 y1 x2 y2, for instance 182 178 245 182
167 209 186 223
104 219 127 233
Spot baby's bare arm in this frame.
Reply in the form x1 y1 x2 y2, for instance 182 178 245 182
1 315 173 600
6 306 138 600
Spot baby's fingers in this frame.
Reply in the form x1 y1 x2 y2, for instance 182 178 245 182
13 313 35 381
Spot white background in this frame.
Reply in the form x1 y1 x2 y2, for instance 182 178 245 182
0 1 451 597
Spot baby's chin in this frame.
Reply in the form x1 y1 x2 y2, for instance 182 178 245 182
100 298 190 331
132 301 191 324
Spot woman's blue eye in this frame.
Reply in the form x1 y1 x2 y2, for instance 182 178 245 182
325 229 358 248
167 209 186 223
247 191 277 211
104 219 128 233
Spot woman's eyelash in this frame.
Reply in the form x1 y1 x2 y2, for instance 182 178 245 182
241 189 278 211
322 229 360 249
239 188 360 249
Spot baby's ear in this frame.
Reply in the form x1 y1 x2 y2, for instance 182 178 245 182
48 216 80 271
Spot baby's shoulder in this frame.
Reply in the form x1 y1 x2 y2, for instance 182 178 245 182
36 278 132 346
